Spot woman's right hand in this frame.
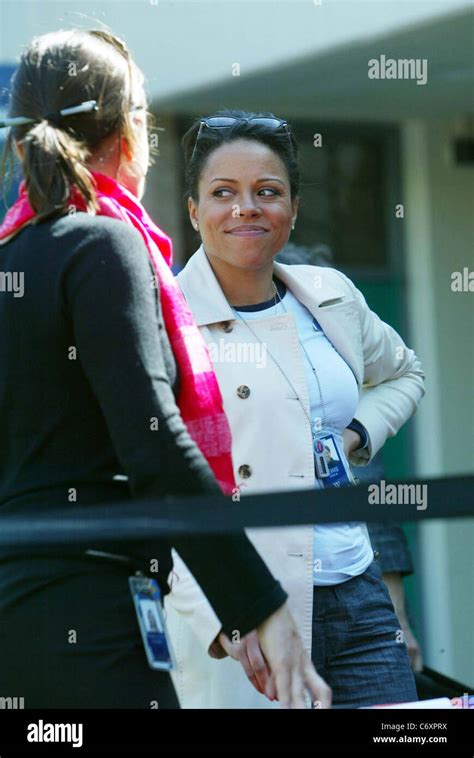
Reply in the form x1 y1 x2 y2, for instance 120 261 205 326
257 601 332 709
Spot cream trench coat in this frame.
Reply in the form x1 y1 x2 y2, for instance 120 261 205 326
164 244 425 709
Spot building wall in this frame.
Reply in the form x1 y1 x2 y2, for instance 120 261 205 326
144 114 186 264
1 0 471 101
428 118 474 478
403 118 474 686
426 118 474 686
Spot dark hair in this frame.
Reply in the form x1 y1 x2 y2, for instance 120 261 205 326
0 28 146 221
181 108 299 202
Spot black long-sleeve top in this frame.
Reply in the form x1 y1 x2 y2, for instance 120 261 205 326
0 212 287 637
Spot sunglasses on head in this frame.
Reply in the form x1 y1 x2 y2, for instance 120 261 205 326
190 116 294 162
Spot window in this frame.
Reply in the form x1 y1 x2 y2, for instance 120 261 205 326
290 121 400 277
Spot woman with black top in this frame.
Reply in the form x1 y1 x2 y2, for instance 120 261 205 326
0 29 331 709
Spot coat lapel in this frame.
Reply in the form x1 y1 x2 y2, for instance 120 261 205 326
272 261 363 386
178 245 363 386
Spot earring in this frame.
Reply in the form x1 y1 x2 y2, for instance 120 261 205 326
291 221 295 230
194 222 199 230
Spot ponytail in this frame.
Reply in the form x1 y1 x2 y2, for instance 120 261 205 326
21 119 99 221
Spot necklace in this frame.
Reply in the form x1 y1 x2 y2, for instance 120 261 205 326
230 280 327 440
231 280 279 316
274 285 328 432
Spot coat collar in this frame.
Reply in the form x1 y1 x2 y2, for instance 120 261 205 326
177 244 347 326
177 244 363 386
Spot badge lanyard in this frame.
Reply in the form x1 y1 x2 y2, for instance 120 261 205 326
128 573 176 671
85 550 176 670
231 281 354 486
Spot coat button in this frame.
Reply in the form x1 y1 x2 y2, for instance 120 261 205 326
220 321 234 333
236 385 250 399
238 464 252 479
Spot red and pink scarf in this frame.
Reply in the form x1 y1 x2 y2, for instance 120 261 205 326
0 170 236 494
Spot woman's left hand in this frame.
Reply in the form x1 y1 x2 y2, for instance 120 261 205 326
342 427 362 458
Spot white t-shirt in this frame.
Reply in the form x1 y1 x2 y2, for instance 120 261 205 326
233 281 373 586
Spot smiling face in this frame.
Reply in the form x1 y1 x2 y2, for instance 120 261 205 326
188 138 298 271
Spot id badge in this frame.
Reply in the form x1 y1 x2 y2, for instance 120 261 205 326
128 574 176 671
313 432 356 488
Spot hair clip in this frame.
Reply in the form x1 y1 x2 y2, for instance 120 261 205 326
0 99 99 129
58 100 99 118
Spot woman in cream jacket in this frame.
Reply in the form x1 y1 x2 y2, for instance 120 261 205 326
164 109 425 709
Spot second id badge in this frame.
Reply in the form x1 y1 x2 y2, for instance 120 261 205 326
128 574 176 671
313 432 356 488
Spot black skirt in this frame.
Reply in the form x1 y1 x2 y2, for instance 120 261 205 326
0 552 179 709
